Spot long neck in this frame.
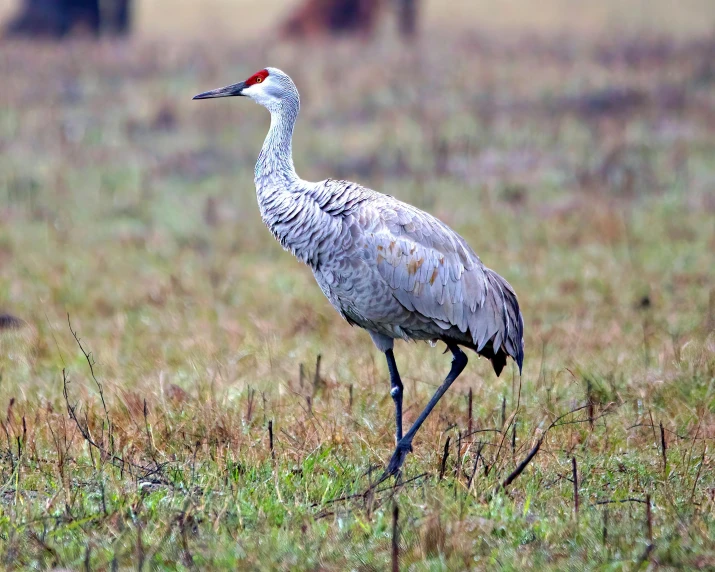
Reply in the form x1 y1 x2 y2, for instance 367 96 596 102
255 97 300 190
254 91 335 268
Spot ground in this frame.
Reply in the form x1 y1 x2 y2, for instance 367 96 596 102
1 3 715 569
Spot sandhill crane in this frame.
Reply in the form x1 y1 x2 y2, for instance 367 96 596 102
194 68 524 478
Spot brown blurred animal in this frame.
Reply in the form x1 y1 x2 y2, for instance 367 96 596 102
281 0 382 39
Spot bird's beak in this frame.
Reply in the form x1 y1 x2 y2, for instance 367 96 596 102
193 81 247 100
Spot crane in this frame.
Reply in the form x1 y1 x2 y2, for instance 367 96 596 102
194 68 524 479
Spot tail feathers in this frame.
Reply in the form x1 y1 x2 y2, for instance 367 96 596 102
482 269 524 376
491 347 509 377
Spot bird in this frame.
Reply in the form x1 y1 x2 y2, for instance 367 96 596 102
193 68 524 479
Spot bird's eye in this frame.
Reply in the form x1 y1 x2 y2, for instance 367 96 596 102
255 77 262 83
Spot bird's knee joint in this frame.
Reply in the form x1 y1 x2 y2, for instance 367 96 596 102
397 438 413 452
453 350 468 365
390 387 401 399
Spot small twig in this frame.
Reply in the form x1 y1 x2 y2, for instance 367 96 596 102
62 369 160 479
494 403 592 484
467 389 473 437
68 314 113 454
245 387 255 423
391 502 399 572
312 354 322 397
461 427 501 439
647 410 658 443
0 419 13 472
659 422 667 473
572 456 579 523
268 420 275 462
491 412 518 478
454 431 462 479
467 442 484 491
685 416 703 472
641 307 651 370
591 497 648 506
499 436 543 491
549 404 595 428
626 423 696 441
315 472 428 511
439 436 450 480
635 496 656 568
689 447 707 504
143 399 161 472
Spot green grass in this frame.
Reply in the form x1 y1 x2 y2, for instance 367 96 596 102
1 25 715 570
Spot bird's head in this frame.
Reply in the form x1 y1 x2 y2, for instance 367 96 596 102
193 67 298 113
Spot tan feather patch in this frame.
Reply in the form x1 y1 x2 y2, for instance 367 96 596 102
407 257 424 275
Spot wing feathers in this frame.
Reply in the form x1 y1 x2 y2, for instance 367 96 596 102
368 200 524 374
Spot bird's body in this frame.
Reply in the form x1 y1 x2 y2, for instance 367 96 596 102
195 67 524 478
261 177 523 372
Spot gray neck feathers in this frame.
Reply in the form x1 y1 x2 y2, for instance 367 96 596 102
255 94 300 189
253 90 328 267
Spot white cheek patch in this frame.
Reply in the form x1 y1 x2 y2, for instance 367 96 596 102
242 83 262 97
243 82 278 108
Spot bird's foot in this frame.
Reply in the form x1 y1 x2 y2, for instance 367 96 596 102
375 438 413 487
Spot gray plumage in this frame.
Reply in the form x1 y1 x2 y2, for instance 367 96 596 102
249 68 523 375
194 67 525 477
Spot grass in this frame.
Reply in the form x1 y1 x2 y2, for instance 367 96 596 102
1 13 715 570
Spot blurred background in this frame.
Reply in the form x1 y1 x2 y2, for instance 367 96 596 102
1 0 713 379
0 0 715 567
1 0 714 38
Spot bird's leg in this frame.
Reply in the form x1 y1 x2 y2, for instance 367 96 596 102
385 349 404 443
380 343 468 481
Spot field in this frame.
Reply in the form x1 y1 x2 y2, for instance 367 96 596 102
1 3 715 569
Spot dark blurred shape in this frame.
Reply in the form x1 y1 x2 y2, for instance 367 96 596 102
103 0 130 35
151 103 178 132
0 314 25 330
396 0 417 39
282 0 380 39
500 184 528 207
4 0 131 38
204 196 219 227
570 87 647 118
595 37 675 68
167 383 188 404
281 0 419 39
553 83 689 122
